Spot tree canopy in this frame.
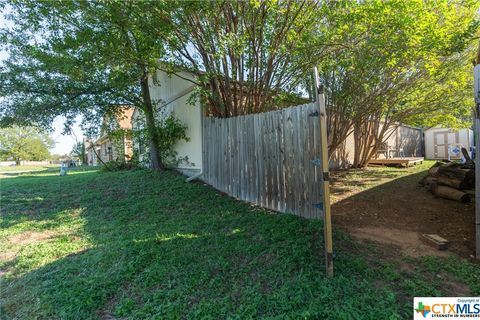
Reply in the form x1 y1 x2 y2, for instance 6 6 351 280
1 0 479 169
70 141 86 164
0 126 54 164
0 0 173 169
319 0 479 166
0 0 330 168
151 0 327 116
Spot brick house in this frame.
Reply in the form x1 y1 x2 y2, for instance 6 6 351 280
86 107 134 166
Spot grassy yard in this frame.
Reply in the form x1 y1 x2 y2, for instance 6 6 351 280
1 167 479 319
0 164 60 173
331 161 476 258
330 161 435 203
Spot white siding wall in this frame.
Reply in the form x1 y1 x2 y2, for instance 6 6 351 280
148 70 203 172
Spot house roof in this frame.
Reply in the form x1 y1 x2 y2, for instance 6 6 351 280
87 106 135 147
116 107 135 130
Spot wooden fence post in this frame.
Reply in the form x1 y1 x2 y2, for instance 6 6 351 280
313 67 334 277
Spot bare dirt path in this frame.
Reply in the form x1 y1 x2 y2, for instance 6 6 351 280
330 163 475 259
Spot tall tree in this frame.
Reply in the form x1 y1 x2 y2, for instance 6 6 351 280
319 0 479 167
151 0 335 117
0 0 175 169
70 141 86 164
0 126 54 164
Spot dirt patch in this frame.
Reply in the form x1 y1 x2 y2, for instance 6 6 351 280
443 278 471 296
450 281 472 296
0 251 17 263
8 230 57 245
332 168 476 259
349 226 450 258
0 252 18 278
96 295 118 320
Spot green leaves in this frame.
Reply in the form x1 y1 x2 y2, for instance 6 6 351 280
133 114 190 167
1 0 478 168
0 126 54 162
320 0 479 163
151 0 323 116
1 1 164 129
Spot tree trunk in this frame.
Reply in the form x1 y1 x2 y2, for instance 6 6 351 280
352 122 361 168
15 158 20 166
81 143 87 165
140 71 163 170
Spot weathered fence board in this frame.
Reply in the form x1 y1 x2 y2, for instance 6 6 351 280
202 103 322 219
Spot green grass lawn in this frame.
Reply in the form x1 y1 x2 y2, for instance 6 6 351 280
0 164 60 173
0 165 98 179
0 168 479 319
331 161 435 203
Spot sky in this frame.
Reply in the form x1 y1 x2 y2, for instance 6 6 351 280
50 117 85 155
1 5 85 155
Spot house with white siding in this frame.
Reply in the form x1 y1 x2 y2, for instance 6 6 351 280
133 69 426 173
131 70 203 177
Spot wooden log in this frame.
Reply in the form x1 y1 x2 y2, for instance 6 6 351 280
438 165 467 177
431 184 471 203
422 176 438 189
428 166 440 176
431 161 445 168
420 162 443 185
465 169 475 189
437 167 474 189
437 176 467 190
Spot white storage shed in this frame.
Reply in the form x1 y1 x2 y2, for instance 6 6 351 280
424 127 473 160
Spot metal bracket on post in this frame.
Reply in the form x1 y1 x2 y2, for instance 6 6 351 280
318 84 326 116
313 202 323 210
323 172 330 181
318 84 324 95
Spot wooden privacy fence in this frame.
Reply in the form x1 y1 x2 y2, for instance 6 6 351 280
201 103 324 219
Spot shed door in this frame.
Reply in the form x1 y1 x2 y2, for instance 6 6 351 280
433 131 448 159
448 131 461 159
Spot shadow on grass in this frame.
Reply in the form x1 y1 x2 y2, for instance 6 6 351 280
0 166 98 178
330 167 479 300
0 170 99 230
0 169 57 177
332 167 477 261
1 168 478 319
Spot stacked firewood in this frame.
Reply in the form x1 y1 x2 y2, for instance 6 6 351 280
419 148 475 203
